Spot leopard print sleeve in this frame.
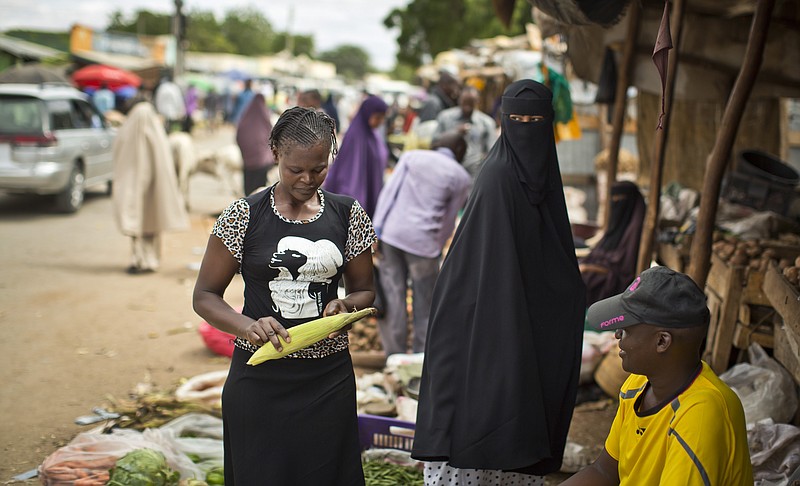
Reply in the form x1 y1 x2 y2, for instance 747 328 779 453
345 200 377 262
211 198 249 272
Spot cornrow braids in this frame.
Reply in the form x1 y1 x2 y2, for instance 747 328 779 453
270 106 338 159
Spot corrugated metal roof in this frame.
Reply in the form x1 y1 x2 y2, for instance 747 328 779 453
0 34 63 61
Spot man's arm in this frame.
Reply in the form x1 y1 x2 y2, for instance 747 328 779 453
560 449 620 486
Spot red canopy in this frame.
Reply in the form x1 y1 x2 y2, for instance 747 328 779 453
72 64 142 90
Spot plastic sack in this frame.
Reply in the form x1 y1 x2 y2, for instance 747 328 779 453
174 370 227 407
39 428 199 485
198 321 234 358
158 413 225 470
749 418 800 484
158 413 224 441
720 343 799 425
38 432 145 485
580 331 617 385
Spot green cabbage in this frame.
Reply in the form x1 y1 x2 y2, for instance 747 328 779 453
107 448 180 486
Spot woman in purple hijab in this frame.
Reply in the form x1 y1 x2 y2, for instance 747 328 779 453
323 95 388 217
236 93 274 195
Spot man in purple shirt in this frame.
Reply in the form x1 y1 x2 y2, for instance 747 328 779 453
372 132 471 357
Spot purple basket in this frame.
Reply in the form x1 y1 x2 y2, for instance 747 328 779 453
357 414 416 451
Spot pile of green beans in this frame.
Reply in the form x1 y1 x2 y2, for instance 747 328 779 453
362 460 424 485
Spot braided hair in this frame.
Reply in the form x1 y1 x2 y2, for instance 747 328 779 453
269 106 338 160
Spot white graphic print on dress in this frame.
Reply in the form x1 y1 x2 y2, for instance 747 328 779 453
269 236 344 319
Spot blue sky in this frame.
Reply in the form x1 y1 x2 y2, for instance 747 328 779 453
0 0 409 70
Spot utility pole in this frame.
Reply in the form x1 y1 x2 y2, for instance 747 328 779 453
172 0 185 77
286 6 295 55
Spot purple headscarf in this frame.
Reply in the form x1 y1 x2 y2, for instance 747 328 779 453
236 94 274 170
323 95 388 217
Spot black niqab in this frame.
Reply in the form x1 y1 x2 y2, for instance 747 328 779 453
411 80 586 475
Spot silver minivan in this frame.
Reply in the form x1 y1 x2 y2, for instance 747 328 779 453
0 83 116 212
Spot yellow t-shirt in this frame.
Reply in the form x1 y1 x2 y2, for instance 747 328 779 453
605 361 752 485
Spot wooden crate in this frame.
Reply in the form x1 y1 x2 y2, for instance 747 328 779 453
704 253 747 374
657 242 690 273
773 324 800 387
731 304 777 350
764 261 800 387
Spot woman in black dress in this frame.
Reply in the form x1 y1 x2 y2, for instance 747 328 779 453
193 107 375 485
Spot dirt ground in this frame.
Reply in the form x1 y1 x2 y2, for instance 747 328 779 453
0 126 615 484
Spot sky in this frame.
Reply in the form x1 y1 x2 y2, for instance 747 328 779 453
0 0 410 71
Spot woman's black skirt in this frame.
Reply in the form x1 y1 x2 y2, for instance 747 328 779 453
222 347 364 485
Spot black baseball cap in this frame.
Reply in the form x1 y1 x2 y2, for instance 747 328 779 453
587 266 710 331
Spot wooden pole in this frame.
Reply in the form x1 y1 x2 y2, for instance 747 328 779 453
636 0 686 274
603 3 641 229
688 0 776 287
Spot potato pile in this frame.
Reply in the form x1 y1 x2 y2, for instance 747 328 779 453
781 257 800 289
711 234 800 289
348 316 383 352
712 237 782 271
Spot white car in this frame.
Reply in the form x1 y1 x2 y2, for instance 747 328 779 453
0 83 116 212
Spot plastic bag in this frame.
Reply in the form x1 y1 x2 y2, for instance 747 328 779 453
38 429 191 486
174 370 227 407
157 413 225 470
749 418 800 484
158 413 224 441
580 331 617 385
720 343 799 425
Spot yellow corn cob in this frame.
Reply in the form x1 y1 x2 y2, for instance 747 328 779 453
247 307 376 365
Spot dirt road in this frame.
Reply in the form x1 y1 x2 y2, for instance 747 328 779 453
0 127 242 481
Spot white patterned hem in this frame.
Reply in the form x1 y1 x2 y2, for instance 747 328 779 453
424 462 544 486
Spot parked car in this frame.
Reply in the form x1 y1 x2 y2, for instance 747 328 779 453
0 83 116 212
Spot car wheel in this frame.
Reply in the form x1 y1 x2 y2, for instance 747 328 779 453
54 164 85 213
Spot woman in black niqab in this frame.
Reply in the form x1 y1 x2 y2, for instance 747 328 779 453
411 80 586 482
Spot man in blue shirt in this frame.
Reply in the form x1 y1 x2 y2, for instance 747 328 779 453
92 83 115 114
231 79 255 125
372 131 471 357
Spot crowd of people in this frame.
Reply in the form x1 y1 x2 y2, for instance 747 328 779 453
103 67 753 485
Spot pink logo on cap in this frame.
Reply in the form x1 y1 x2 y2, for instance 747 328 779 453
600 315 625 328
628 276 641 292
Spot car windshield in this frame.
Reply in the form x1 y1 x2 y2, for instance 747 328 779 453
0 96 44 134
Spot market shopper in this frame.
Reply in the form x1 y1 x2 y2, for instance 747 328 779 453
417 68 461 122
561 266 752 485
433 86 498 179
111 100 189 274
235 93 274 196
230 78 255 125
192 106 375 485
372 131 471 358
411 79 586 484
579 180 646 306
323 94 389 218
92 82 115 114
154 77 186 133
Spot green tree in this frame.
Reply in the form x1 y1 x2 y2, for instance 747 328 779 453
271 33 315 57
186 10 235 53
319 45 371 80
107 9 171 35
221 7 274 56
384 0 531 67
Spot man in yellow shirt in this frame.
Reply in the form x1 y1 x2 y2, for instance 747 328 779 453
562 266 752 486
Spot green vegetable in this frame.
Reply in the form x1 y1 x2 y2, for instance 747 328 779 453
362 460 423 486
184 480 209 486
107 448 180 486
205 466 225 485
